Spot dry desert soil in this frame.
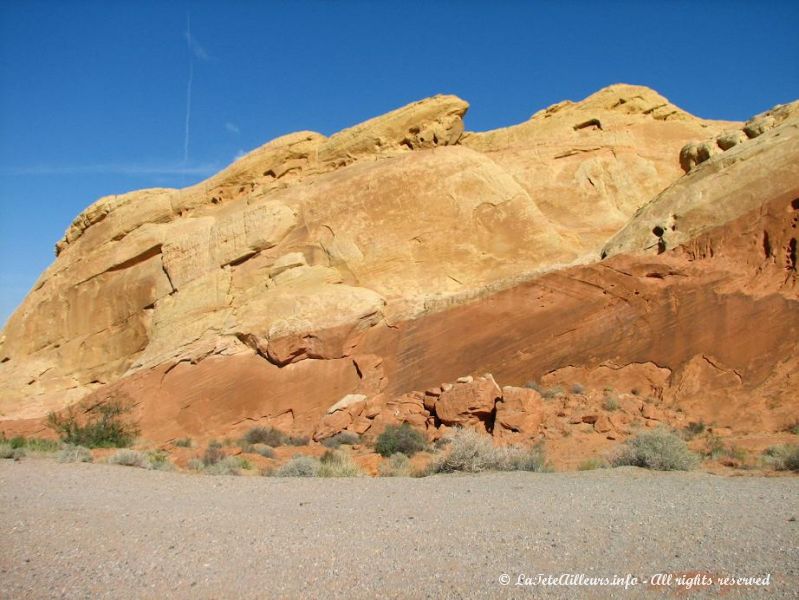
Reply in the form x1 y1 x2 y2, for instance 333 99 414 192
1 459 797 599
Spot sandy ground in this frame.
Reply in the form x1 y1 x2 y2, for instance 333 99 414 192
1 459 797 599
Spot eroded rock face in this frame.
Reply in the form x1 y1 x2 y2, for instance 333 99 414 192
1 84 796 448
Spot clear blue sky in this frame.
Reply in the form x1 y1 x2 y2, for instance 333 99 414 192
1 0 798 325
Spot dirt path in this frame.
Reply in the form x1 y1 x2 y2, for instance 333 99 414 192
1 460 797 599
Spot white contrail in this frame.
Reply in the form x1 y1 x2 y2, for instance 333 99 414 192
183 13 193 163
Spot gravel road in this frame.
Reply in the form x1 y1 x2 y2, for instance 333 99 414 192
1 460 797 599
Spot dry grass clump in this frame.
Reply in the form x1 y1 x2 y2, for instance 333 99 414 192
427 429 548 474
271 455 321 477
321 432 361 449
318 450 363 477
56 444 93 463
762 445 799 471
378 453 412 477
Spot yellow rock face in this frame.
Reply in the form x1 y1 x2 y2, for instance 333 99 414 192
0 84 732 421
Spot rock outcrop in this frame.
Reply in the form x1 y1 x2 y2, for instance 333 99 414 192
1 84 796 451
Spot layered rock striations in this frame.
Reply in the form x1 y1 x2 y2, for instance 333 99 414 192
1 84 796 447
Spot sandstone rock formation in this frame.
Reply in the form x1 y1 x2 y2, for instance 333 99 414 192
1 84 796 453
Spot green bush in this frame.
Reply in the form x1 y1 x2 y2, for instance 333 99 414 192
272 455 321 477
611 429 699 471
173 438 193 448
378 452 412 477
318 450 363 477
56 444 92 463
427 429 548 474
321 432 360 449
762 445 799 471
47 400 139 448
374 423 427 457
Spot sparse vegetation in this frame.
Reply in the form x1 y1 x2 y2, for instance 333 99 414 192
0 443 25 459
602 396 620 411
146 450 175 471
682 421 706 440
577 457 608 471
570 383 585 395
204 456 246 476
56 444 92 463
108 449 149 468
762 445 799 471
321 431 360 449
272 455 321 477
375 423 427 457
318 450 363 477
523 381 544 393
173 438 193 448
0 436 59 454
251 444 275 458
47 400 139 448
244 426 308 447
542 385 565 399
202 441 225 466
427 428 548 474
611 429 699 471
378 452 412 477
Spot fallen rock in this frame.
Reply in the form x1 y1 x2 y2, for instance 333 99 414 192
494 386 544 439
434 376 501 428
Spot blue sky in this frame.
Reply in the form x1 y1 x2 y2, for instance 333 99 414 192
1 0 798 325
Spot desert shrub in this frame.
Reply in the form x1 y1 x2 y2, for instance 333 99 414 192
433 437 451 450
244 426 308 447
682 421 706 440
523 381 544 393
202 441 225 466
762 445 799 471
375 423 427 457
570 383 585 395
0 443 24 459
577 457 608 471
602 396 620 411
318 450 363 477
47 400 139 448
187 458 205 471
611 429 699 471
173 438 193 448
378 452 412 477
56 444 92 463
204 456 244 476
272 455 321 477
504 444 548 472
251 444 275 458
108 449 149 468
542 386 564 400
321 432 360 449
703 433 726 459
146 450 175 471
428 429 548 474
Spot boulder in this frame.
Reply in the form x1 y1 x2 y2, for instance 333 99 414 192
434 376 501 427
494 386 544 439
